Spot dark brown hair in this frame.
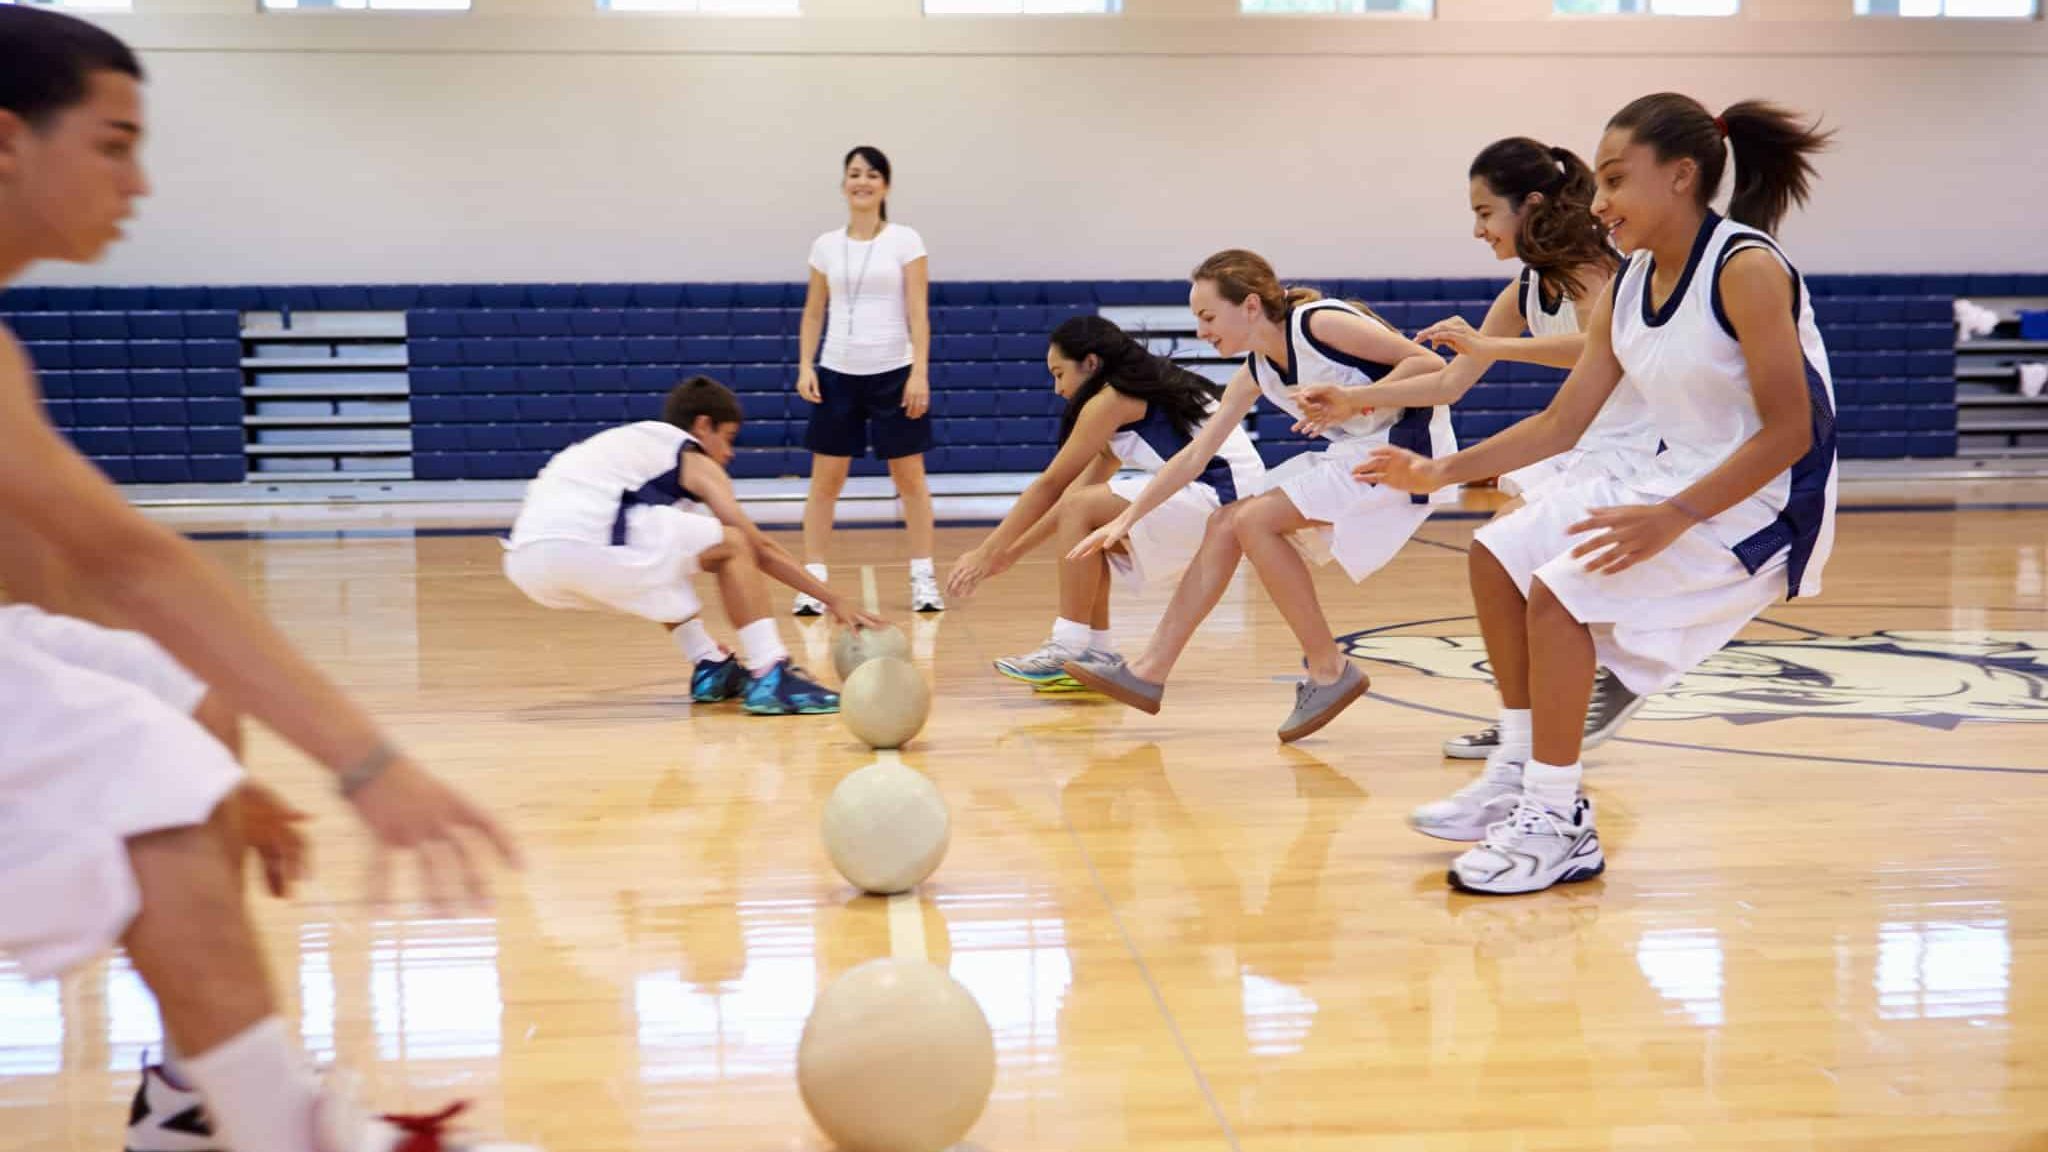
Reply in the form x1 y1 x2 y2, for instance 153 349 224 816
1608 93 1832 236
1469 136 1613 301
662 375 742 432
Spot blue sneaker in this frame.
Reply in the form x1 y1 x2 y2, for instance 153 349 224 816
742 659 840 715
691 654 747 703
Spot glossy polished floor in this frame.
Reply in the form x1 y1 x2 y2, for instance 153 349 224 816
5 480 2046 1151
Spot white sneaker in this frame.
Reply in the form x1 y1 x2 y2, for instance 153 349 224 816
1449 795 1605 896
1407 756 1525 842
910 570 945 613
993 638 1082 686
791 591 826 618
313 1072 541 1152
125 1062 218 1152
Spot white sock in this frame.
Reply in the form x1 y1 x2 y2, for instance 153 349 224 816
1523 759 1582 813
159 1035 190 1089
805 562 829 586
1051 617 1090 652
737 619 788 674
909 557 934 578
1497 707 1533 759
671 619 724 664
1089 628 1115 654
180 1017 320 1152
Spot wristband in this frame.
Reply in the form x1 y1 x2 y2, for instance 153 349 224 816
338 740 399 797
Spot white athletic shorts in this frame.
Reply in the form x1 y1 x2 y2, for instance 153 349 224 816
1498 445 1652 504
1106 474 1230 593
503 504 726 624
1473 475 1787 696
0 605 241 982
1269 442 1437 583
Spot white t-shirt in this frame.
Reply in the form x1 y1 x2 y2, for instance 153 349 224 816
808 223 927 377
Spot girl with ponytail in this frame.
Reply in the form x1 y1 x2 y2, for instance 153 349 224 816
946 316 1266 689
1062 249 1454 744
1360 94 1839 896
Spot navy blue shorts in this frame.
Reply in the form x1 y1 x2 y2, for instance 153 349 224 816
804 365 933 461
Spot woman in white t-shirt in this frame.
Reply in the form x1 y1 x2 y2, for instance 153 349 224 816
792 146 942 615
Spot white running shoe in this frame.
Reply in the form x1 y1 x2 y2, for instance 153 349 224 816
910 570 945 613
791 591 826 618
994 638 1082 686
1408 756 1526 842
125 1061 218 1152
1449 795 1605 896
313 1071 541 1152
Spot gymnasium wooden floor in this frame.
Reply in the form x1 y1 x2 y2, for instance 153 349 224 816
5 481 2047 1151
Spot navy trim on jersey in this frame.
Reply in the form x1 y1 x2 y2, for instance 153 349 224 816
609 440 695 546
1640 210 1722 329
1299 304 1396 381
1515 267 1532 323
1389 406 1436 506
1118 404 1240 505
1732 352 1836 599
1524 266 1567 321
1708 234 1806 341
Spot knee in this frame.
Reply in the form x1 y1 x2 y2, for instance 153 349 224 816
1527 577 1578 628
1203 502 1243 541
1227 497 1278 541
129 806 244 911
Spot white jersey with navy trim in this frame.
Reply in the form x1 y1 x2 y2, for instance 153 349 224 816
510 421 710 548
1245 299 1458 505
1519 266 1659 464
1107 398 1266 505
1609 212 1838 599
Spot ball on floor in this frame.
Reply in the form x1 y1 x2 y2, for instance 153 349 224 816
831 623 912 682
839 656 929 750
822 759 949 895
798 957 995 1152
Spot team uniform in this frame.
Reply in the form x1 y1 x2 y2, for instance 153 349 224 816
1104 398 1268 592
1494 265 1660 502
0 604 237 981
503 421 725 625
1439 212 1838 895
1247 300 1459 580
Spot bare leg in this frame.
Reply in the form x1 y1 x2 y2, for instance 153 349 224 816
702 528 771 628
1526 577 1596 766
1229 491 1346 683
1055 484 1130 628
886 454 936 561
1470 543 1533 710
803 454 852 567
1126 504 1245 684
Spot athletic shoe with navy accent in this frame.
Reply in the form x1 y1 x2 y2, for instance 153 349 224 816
690 654 747 703
1449 795 1605 895
742 659 839 715
126 1061 219 1152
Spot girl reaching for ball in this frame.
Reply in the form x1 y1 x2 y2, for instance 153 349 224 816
945 315 1266 689
1061 249 1456 743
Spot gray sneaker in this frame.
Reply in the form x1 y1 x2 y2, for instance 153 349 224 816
1277 662 1370 743
1583 668 1644 749
994 639 1083 687
1060 653 1164 714
1441 669 1645 758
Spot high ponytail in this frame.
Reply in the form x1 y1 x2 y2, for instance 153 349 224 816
1607 93 1831 236
1468 136 1614 300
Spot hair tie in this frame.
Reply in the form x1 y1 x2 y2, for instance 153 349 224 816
1713 114 1728 139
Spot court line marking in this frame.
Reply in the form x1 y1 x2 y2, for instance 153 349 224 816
861 564 879 615
863 748 931 963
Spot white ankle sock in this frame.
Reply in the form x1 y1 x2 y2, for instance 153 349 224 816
671 619 724 664
1089 628 1115 653
1497 707 1533 758
909 557 935 580
1524 759 1582 813
158 1035 190 1089
737 619 788 674
180 1017 319 1152
804 562 829 585
1051 617 1090 652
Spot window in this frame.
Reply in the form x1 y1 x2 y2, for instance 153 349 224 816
1242 0 1430 13
602 0 799 12
0 0 133 11
263 0 470 10
1556 0 1738 13
1857 0 2034 15
925 0 1117 11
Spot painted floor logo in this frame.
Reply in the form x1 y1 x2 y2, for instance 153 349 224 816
1339 629 2048 729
